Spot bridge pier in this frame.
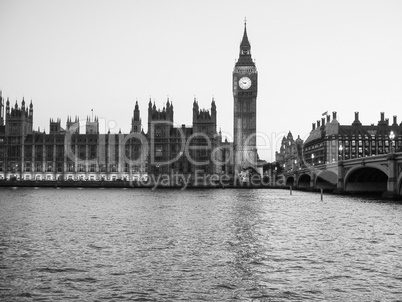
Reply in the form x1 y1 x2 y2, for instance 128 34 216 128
309 172 316 191
382 154 398 199
334 161 345 194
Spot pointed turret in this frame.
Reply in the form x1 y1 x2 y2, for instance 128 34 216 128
29 100 33 117
192 97 199 124
131 100 141 133
6 97 10 115
0 91 3 126
193 97 198 110
167 98 173 122
211 96 216 122
240 19 251 50
236 19 255 67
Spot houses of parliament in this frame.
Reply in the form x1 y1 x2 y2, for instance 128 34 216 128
0 23 260 182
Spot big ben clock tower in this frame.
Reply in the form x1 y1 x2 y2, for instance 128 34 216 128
233 20 257 175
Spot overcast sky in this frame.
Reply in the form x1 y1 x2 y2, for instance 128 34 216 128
1 0 401 161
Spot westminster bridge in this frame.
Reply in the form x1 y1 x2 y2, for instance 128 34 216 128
269 152 402 199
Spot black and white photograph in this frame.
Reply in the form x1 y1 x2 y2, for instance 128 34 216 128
1 0 402 300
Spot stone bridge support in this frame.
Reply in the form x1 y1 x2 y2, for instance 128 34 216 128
336 161 345 193
309 172 316 191
383 154 398 199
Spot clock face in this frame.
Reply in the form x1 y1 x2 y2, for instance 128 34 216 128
239 77 252 89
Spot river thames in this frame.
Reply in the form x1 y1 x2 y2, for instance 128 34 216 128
0 188 401 301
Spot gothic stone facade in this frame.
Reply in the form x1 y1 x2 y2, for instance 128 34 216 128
0 93 231 182
0 24 256 182
233 22 258 174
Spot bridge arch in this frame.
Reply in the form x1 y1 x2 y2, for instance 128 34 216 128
297 173 311 189
344 163 388 181
344 165 388 194
316 170 337 190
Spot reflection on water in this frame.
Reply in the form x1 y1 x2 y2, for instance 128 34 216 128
1 188 402 301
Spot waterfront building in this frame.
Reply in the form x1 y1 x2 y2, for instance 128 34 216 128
0 23 260 182
268 111 402 180
303 111 402 166
147 97 226 183
233 21 258 175
275 131 304 172
0 96 149 181
0 94 229 181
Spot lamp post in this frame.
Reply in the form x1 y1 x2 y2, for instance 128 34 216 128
389 131 395 153
311 153 315 166
339 144 343 160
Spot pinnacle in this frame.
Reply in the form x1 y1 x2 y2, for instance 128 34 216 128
240 23 250 48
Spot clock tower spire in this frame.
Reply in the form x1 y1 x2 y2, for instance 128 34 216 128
233 20 258 176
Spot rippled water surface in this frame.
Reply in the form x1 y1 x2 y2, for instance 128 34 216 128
1 188 402 301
